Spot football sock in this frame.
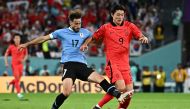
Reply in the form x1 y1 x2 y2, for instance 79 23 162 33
52 93 67 109
14 79 21 93
98 93 114 107
118 98 131 109
99 79 121 98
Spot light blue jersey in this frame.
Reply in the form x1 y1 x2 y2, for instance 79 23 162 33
50 27 92 64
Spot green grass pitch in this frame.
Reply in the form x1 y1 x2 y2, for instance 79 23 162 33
0 93 190 109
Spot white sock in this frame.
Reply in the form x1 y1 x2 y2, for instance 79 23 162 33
96 104 101 108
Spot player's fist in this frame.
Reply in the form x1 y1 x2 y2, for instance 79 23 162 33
80 44 88 52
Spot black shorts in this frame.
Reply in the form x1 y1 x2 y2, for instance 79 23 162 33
61 62 94 83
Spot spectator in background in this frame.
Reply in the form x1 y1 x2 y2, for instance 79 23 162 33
153 66 166 92
136 64 142 82
42 41 51 59
142 66 152 92
24 59 34 76
172 7 182 40
154 21 164 48
171 63 187 93
40 65 50 76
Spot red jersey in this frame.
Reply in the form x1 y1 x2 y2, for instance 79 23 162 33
93 21 142 69
6 44 28 65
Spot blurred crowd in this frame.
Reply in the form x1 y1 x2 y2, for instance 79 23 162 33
130 62 190 93
0 0 182 58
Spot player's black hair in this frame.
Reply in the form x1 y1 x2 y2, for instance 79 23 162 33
110 4 126 14
69 9 82 21
11 33 22 44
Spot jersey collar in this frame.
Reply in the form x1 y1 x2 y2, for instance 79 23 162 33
110 20 124 26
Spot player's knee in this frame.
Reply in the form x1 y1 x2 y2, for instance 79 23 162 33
62 88 72 96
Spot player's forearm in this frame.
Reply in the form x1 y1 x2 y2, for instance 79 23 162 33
26 35 50 46
4 54 8 65
83 37 92 45
23 54 28 62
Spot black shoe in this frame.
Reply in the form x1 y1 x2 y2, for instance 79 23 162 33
93 105 101 109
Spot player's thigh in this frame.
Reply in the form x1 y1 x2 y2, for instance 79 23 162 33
61 63 76 83
105 64 123 84
121 69 133 86
12 64 22 80
77 63 94 81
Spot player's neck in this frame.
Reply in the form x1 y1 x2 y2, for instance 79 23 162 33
111 20 124 26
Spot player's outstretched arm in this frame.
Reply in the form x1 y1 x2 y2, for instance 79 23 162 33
4 50 9 68
18 35 51 51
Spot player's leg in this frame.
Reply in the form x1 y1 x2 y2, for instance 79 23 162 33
93 65 127 109
118 71 134 109
88 72 130 103
118 84 134 109
52 78 73 109
11 64 23 98
52 62 76 109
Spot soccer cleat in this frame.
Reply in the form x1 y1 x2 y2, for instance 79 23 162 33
92 105 101 109
118 89 134 103
17 93 24 99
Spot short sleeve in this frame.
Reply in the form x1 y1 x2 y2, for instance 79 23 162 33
49 29 62 40
93 25 105 40
130 23 142 39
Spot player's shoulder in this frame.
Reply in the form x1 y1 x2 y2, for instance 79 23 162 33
124 21 136 27
8 44 15 48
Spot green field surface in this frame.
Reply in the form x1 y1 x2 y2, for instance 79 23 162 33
0 93 190 109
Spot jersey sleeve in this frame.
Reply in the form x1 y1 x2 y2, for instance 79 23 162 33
93 25 105 40
130 23 142 39
49 29 62 40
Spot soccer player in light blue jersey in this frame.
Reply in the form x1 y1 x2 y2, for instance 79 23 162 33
18 9 130 109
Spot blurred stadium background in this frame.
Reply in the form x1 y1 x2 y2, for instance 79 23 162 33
0 0 190 108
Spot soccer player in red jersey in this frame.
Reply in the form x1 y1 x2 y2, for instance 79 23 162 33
4 34 28 99
81 4 148 109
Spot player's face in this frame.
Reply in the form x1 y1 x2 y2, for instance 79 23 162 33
70 18 81 32
112 10 125 25
13 35 21 45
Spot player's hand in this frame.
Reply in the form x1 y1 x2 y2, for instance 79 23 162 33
139 36 149 44
18 43 28 51
80 44 88 52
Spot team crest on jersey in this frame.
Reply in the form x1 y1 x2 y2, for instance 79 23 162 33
80 33 84 38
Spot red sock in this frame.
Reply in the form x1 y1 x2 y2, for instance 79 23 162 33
9 79 15 85
118 98 131 109
14 79 21 93
98 93 114 107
